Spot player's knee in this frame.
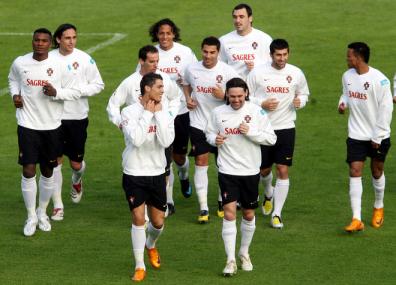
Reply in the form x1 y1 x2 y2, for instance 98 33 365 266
260 168 271 177
242 211 255 221
22 164 36 178
173 153 185 166
70 160 82 171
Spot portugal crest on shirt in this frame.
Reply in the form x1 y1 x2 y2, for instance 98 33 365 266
174 55 181 63
47 68 53 76
252 42 258 50
72 61 79 70
286 75 292 83
364 82 370 90
244 115 252 123
216 75 223 84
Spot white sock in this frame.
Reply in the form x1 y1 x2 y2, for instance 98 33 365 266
166 168 174 205
72 160 86 184
21 175 37 219
176 158 189 180
261 172 273 199
372 174 385 209
272 178 290 217
194 165 209 211
349 177 363 220
146 222 164 249
52 164 64 209
239 217 256 257
218 188 222 203
38 174 55 214
131 224 146 270
222 219 237 263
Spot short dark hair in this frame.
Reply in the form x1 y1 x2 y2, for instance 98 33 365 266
140 72 163 95
348 42 370 63
33 28 52 39
270 39 289 54
53 23 77 49
201 36 220 51
233 3 253 17
138 45 158 61
149 18 181 43
225 77 250 104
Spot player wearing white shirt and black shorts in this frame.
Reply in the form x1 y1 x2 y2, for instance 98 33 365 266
50 23 105 221
206 78 276 276
183 36 239 223
219 3 272 80
121 73 175 282
338 42 392 232
8 28 82 237
247 39 310 229
148 18 198 214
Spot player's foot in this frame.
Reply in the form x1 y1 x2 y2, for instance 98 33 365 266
131 268 146 282
261 196 273 216
371 208 384 229
146 247 161 269
71 179 83 203
217 201 224 218
167 203 175 216
51 208 64 221
23 216 38 237
223 260 237 277
239 254 253 271
344 218 364 232
36 209 51 232
198 210 209 224
179 177 192 198
271 215 283 229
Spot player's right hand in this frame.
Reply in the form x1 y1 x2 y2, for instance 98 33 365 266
13 94 23 108
338 102 346 114
187 98 197 110
215 132 227 146
261 98 279 111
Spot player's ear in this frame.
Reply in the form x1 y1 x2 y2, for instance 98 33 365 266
56 37 61 44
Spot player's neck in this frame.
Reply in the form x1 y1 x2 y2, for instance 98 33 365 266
59 48 73 56
33 53 48 61
237 26 252 36
355 63 369 75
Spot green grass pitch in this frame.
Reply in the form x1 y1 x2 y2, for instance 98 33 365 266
1 0 396 284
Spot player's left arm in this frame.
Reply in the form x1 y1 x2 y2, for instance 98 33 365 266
154 107 175 148
244 109 277 146
79 58 105 97
372 78 393 144
293 71 309 109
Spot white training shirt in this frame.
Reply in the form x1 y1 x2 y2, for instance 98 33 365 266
247 63 310 130
106 70 180 127
183 60 240 131
50 48 104 120
219 28 272 80
8 52 80 130
121 102 175 176
339 67 392 143
206 101 276 176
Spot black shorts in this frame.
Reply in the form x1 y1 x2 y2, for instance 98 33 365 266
165 146 172 176
59 118 89 162
218 172 259 209
261 128 295 168
173 112 190 155
17 125 61 168
189 126 217 157
122 173 167 212
346 137 391 163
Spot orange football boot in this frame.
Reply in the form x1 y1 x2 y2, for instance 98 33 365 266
371 208 384 228
344 218 364 232
146 247 161 269
132 268 146 282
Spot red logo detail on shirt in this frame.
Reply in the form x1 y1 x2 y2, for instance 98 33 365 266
364 82 370 90
174 55 181 63
266 86 290 93
47 68 53 76
197 86 215 93
348 91 367 100
72 62 79 70
286 75 292 83
232 54 255 61
224 127 241 135
27 79 49 86
159 67 178 74
216 75 223 84
244 115 252 123
148 125 157 133
252 42 258 50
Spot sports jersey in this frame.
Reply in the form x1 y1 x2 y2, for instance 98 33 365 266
339 67 392 143
8 52 80 130
183 60 239 131
107 70 180 127
50 48 104 120
121 102 175 176
219 28 272 80
206 101 276 175
247 63 310 130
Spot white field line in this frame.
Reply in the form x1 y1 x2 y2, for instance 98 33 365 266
0 32 127 96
